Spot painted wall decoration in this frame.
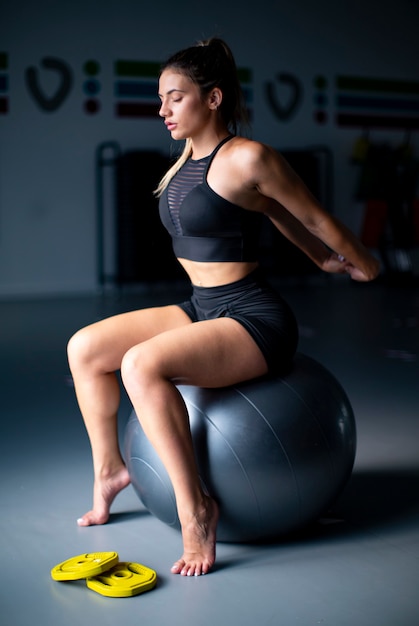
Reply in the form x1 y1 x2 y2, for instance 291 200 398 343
114 59 162 118
0 52 252 119
335 75 419 130
113 60 253 119
83 60 102 114
0 52 9 114
25 57 73 112
2 50 419 132
265 72 303 121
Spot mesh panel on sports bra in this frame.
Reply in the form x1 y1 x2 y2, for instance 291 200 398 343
167 157 209 235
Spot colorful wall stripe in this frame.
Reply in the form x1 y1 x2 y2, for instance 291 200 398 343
1 49 416 131
114 59 161 118
336 75 419 130
114 58 253 119
0 52 9 114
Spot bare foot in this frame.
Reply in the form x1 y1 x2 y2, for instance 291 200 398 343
171 495 219 576
77 465 131 526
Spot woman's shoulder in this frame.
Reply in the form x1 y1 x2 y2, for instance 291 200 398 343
228 135 267 153
225 137 282 179
228 136 279 163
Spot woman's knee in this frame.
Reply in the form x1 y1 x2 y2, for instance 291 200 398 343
67 328 85 365
121 344 161 394
67 325 100 372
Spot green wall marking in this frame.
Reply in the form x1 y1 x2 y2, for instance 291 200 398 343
337 75 419 95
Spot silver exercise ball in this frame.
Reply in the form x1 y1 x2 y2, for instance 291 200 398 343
124 353 356 542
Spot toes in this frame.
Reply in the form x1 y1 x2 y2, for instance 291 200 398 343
171 560 185 575
181 565 196 577
77 511 109 527
171 560 207 576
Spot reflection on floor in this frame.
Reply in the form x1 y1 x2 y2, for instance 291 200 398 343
1 275 418 626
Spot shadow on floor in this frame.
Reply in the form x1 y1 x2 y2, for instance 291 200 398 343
232 467 419 553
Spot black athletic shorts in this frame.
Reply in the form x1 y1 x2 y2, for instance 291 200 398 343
177 269 298 374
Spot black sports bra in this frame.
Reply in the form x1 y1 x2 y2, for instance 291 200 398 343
158 136 262 262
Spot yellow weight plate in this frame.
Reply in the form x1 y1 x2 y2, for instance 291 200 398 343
86 562 157 598
51 551 119 581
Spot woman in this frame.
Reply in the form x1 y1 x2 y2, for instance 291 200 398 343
68 37 379 577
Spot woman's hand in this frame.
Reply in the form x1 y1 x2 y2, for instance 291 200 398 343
322 253 380 282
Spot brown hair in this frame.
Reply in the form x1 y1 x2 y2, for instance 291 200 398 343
155 37 249 196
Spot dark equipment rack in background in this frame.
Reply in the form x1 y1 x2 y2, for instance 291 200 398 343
96 142 184 289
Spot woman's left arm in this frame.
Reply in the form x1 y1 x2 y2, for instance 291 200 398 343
247 142 380 282
262 200 356 277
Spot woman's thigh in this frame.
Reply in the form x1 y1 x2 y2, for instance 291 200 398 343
68 304 193 373
123 316 269 389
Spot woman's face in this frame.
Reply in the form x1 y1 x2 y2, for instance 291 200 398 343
158 69 212 140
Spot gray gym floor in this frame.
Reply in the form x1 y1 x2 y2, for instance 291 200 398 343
1 274 418 625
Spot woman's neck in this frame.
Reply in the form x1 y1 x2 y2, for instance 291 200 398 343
190 127 230 160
